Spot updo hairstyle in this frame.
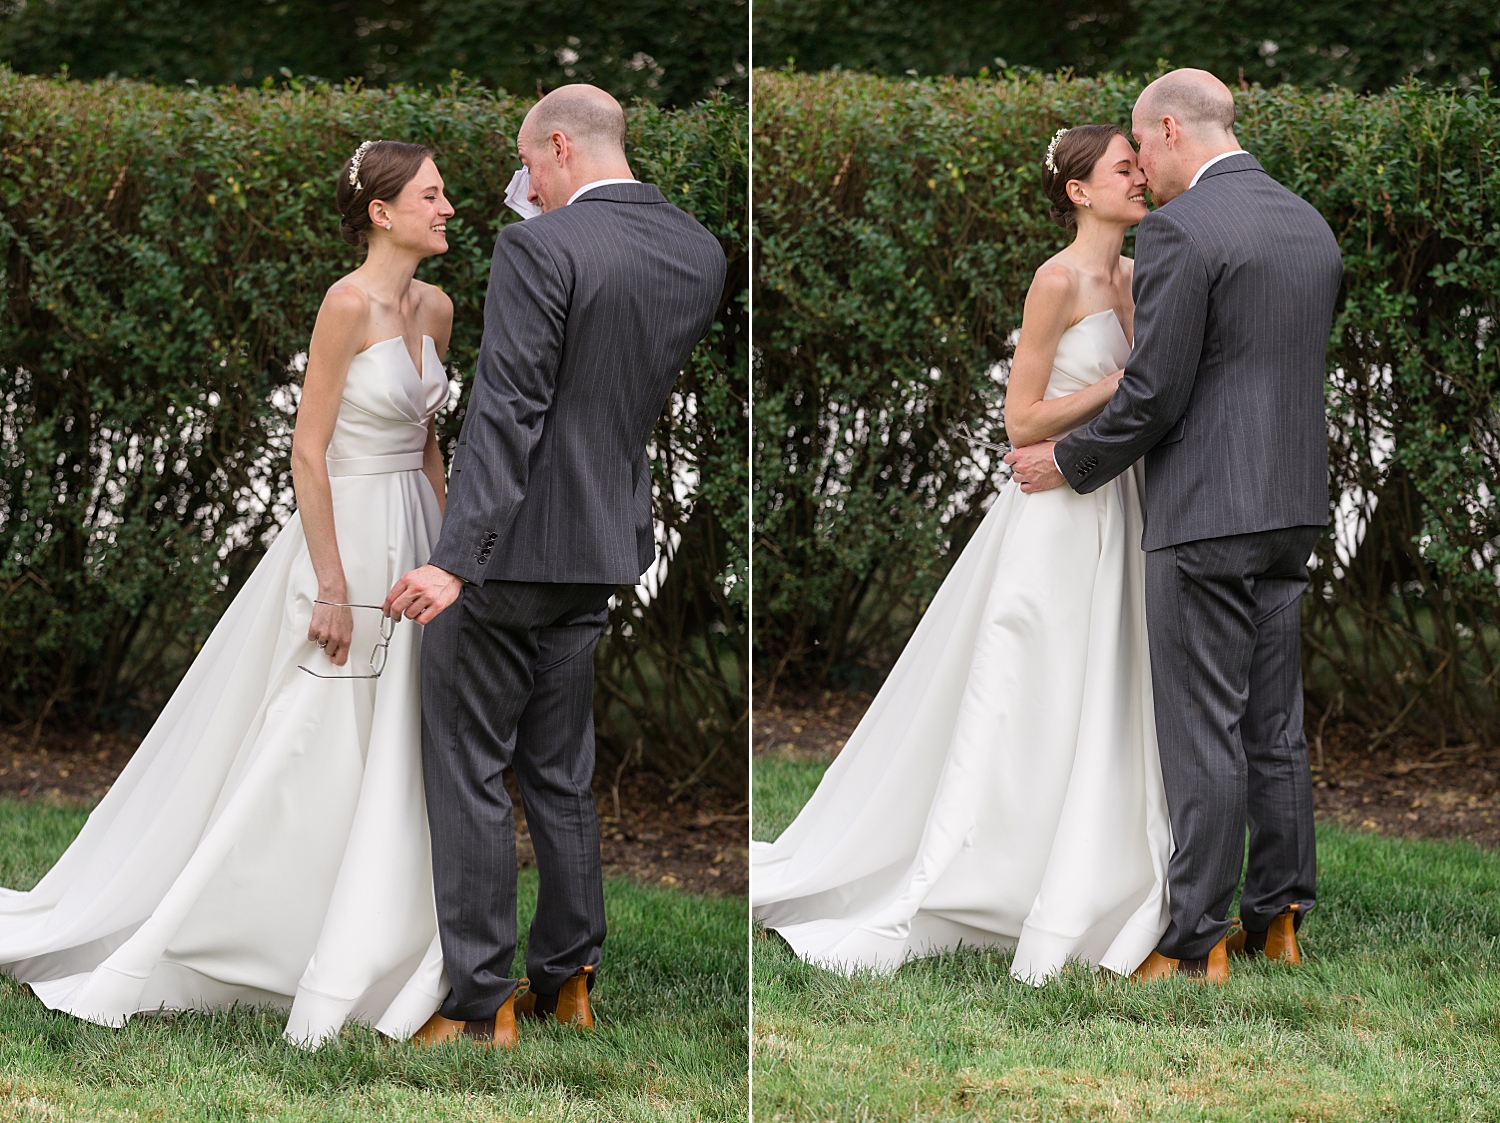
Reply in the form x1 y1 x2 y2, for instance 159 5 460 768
1041 124 1124 231
335 140 435 247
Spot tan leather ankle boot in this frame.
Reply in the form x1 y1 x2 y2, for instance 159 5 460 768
555 964 595 1028
1131 937 1229 984
489 983 524 1047
1130 950 1181 981
1205 934 1230 982
1225 918 1247 955
411 979 529 1049
411 1012 464 1046
1262 903 1301 964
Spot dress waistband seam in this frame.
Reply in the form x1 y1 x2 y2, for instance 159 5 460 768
326 451 427 477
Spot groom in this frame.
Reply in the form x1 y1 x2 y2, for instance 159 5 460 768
1008 69 1343 980
385 84 726 1043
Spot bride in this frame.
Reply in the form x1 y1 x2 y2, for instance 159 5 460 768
0 140 456 1045
752 125 1170 984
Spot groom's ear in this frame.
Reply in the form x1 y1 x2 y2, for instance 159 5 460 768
1160 115 1181 150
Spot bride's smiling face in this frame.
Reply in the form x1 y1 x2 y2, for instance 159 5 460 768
369 158 455 257
1071 135 1150 226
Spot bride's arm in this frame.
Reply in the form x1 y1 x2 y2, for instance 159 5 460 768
419 285 455 516
1002 268 1123 448
422 424 446 517
290 285 366 665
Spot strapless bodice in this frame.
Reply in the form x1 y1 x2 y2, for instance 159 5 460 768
1038 309 1132 441
325 335 447 476
1044 309 1131 400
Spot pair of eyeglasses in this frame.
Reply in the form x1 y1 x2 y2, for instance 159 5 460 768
298 601 398 680
952 422 1013 457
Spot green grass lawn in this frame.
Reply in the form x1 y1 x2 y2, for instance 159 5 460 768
753 755 1500 1122
0 799 747 1123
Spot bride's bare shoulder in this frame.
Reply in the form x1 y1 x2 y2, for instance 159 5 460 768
410 278 453 324
319 276 372 321
1027 257 1080 309
307 279 373 359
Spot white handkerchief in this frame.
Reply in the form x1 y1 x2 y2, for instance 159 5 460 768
504 168 542 219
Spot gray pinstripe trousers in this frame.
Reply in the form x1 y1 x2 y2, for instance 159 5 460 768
421 579 614 1021
1146 526 1321 961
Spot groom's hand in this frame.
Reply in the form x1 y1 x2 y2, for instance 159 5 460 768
1005 442 1065 493
384 564 465 625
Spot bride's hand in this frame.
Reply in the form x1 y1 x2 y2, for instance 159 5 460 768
309 600 355 666
1105 369 1125 392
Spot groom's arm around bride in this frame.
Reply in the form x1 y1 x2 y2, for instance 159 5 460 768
386 84 726 1036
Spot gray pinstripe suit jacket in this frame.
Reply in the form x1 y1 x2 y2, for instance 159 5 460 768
1053 153 1343 550
428 182 726 585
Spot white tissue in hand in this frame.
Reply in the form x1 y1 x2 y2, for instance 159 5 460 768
504 168 542 219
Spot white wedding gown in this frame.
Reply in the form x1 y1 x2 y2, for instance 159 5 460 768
0 335 450 1046
752 310 1173 983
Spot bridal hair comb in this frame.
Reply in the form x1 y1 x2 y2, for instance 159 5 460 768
1043 128 1069 173
348 139 380 191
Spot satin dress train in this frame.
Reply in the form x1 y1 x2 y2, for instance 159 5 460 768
0 336 450 1046
752 311 1173 984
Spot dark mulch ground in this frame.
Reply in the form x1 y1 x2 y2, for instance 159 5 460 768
755 685 1500 850
1310 722 1500 849
0 729 139 804
754 687 876 759
0 728 747 898
515 769 747 898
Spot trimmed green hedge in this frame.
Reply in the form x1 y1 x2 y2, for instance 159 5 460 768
0 70 747 791
751 0 1500 94
0 0 749 109
753 69 1500 746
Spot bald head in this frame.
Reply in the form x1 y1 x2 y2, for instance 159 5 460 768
1130 68 1241 205
1136 69 1236 138
515 83 635 213
522 84 627 159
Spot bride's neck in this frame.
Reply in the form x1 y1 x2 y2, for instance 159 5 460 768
1067 217 1128 276
355 242 424 305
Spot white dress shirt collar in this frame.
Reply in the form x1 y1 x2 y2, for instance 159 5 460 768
567 178 638 206
1188 149 1247 190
